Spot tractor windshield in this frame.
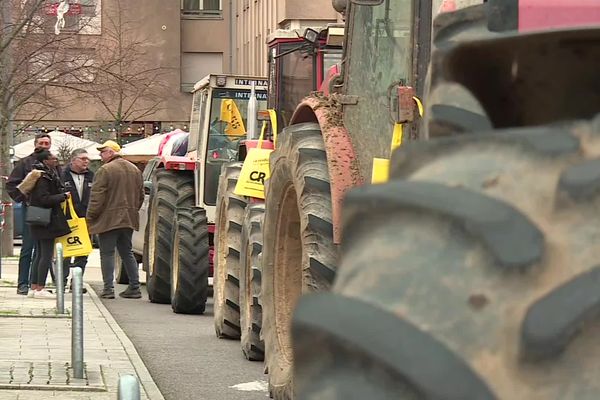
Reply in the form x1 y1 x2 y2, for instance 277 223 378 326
342 0 415 174
203 88 268 206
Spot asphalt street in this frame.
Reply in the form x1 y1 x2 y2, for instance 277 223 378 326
90 281 269 400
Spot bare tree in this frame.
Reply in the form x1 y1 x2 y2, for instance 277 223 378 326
0 0 101 253
55 135 75 165
90 0 171 144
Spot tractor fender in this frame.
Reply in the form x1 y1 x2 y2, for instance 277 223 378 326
289 95 363 244
158 155 196 171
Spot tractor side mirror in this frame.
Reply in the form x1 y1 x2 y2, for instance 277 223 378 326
303 28 320 44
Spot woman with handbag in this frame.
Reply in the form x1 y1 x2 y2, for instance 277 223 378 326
27 150 71 299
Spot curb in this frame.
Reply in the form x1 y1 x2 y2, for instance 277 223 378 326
87 284 165 400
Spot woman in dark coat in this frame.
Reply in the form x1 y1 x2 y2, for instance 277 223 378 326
28 150 71 299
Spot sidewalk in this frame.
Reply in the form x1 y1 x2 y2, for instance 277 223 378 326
0 248 163 400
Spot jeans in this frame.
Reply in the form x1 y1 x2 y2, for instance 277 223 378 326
17 206 36 289
98 228 139 291
30 239 54 286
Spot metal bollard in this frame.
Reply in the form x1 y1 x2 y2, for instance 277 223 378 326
55 243 65 314
117 375 141 400
71 267 84 379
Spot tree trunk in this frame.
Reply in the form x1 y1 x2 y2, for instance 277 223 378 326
0 120 15 258
1 0 15 258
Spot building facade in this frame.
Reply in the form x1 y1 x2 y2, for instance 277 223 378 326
232 0 340 76
14 0 232 144
14 0 339 144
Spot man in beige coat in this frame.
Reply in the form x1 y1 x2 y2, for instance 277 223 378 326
87 140 144 299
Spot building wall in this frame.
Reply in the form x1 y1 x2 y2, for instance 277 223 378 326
233 0 339 76
14 0 231 142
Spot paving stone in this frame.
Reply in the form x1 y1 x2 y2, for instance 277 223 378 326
0 279 162 400
0 392 18 400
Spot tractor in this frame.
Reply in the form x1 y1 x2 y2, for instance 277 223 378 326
290 0 600 399
143 74 268 314
212 0 490 398
211 24 345 358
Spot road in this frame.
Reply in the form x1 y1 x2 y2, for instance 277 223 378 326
89 281 269 400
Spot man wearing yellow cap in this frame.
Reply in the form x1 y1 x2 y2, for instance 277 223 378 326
87 140 144 299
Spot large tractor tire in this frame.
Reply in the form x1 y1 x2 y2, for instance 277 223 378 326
214 162 247 339
170 208 210 314
292 118 600 399
145 170 194 304
262 122 337 399
239 203 265 361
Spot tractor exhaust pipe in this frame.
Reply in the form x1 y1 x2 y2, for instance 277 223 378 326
247 82 258 140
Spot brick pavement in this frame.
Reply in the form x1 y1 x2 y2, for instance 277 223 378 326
0 249 163 400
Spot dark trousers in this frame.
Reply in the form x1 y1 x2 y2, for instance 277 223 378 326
98 228 139 291
30 238 54 286
17 206 36 289
63 256 88 285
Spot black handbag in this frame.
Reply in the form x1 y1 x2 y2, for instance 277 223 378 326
25 206 51 226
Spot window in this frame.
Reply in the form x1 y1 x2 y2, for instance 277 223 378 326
188 89 208 153
203 89 268 205
181 52 224 92
343 0 415 160
182 0 222 17
44 0 102 35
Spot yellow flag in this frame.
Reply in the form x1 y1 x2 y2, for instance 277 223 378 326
234 147 272 199
371 158 390 184
390 123 404 152
220 99 246 136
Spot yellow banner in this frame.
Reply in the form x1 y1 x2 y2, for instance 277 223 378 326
234 148 272 199
268 109 278 147
57 198 93 258
220 99 246 136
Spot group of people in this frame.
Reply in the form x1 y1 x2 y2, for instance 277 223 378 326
6 134 145 300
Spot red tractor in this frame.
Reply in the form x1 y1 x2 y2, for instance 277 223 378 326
291 0 600 398
212 0 448 397
143 74 268 314
212 24 344 352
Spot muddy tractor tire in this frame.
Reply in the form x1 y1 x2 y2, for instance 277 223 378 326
262 122 337 398
422 4 492 139
114 253 129 285
239 203 266 361
145 170 194 304
293 117 600 399
214 162 247 339
170 208 210 314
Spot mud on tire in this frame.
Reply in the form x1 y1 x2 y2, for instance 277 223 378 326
170 208 210 314
293 117 600 399
145 170 194 304
214 162 247 339
239 204 265 361
262 122 337 398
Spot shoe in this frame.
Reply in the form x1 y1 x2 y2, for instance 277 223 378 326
34 289 56 299
100 290 115 299
27 291 35 298
119 287 142 299
17 286 28 295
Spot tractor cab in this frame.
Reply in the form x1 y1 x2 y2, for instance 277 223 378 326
190 75 268 218
266 25 344 129
161 74 268 223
